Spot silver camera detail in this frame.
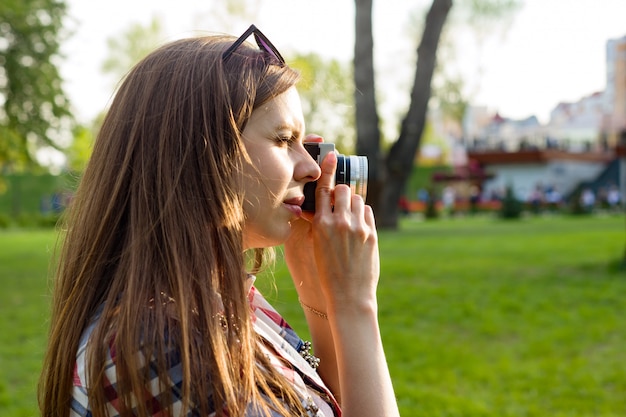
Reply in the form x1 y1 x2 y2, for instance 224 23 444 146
302 143 368 212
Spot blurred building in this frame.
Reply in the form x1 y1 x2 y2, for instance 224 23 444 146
463 111 544 152
466 149 612 202
455 35 626 205
546 91 605 151
602 35 626 147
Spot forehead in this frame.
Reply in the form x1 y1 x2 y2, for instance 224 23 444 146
250 87 304 131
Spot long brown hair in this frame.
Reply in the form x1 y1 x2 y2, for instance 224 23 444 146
39 34 305 416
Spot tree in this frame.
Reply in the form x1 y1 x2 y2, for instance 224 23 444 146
65 124 93 173
290 53 355 153
101 16 165 90
354 0 519 229
499 184 523 219
0 0 72 172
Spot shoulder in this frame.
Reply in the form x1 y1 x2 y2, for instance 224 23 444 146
248 286 303 350
70 310 199 416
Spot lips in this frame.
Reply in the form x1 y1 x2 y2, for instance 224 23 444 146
283 196 305 207
283 196 305 218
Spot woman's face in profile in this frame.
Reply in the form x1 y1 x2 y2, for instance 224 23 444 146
240 87 321 249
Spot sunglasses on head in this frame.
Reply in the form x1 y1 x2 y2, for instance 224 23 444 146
222 24 285 67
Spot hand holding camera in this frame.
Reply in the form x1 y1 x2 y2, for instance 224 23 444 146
307 146 380 314
302 142 368 212
285 136 376 311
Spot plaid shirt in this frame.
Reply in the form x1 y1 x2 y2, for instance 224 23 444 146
71 285 340 417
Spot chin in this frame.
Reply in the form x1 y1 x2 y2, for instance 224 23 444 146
244 227 290 249
270 230 292 247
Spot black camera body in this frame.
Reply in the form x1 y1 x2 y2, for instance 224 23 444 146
302 143 368 212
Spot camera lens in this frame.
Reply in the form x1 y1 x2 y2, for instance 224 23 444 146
302 143 369 212
336 154 368 200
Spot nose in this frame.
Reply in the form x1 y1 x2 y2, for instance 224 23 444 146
294 146 321 183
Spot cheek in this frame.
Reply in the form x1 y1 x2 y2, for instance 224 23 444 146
242 147 294 207
241 166 284 215
255 152 292 187
243 198 261 229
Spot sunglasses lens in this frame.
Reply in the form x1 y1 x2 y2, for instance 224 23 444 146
255 35 283 65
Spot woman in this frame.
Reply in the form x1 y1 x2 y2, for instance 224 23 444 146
39 25 399 417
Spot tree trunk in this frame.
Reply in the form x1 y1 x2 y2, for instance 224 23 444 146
353 0 383 213
378 0 452 229
354 0 452 229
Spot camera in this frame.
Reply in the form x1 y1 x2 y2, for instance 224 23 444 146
302 143 368 212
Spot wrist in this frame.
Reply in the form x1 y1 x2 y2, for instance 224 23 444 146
291 277 326 307
298 298 328 320
326 297 378 320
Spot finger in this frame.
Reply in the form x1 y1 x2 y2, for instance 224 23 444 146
364 204 376 228
333 184 352 212
315 151 337 214
351 194 365 218
304 134 323 144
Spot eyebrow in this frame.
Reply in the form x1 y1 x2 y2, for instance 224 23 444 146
274 123 303 139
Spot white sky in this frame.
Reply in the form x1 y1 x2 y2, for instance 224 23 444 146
61 0 626 127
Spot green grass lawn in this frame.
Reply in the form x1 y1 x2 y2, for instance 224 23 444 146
0 230 58 417
1 214 625 416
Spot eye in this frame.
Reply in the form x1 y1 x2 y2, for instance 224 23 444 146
274 134 296 146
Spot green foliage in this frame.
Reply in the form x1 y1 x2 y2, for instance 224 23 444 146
0 126 27 171
0 172 75 217
567 189 590 216
418 120 454 164
290 53 355 153
432 75 468 124
461 0 522 24
101 16 165 88
65 125 93 173
2 212 60 229
412 0 521 124
406 164 450 199
67 17 163 176
424 187 440 219
0 0 73 170
499 184 523 219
